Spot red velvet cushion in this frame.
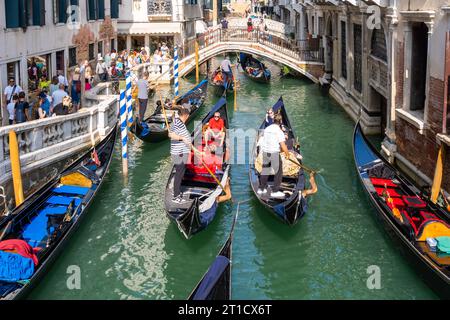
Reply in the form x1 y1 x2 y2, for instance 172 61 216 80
375 187 401 198
370 178 398 188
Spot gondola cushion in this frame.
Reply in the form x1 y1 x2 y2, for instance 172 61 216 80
0 251 34 282
370 178 398 188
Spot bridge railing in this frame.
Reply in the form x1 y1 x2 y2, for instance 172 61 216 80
179 27 324 63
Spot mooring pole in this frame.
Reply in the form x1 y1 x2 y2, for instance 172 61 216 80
119 90 128 177
234 65 238 111
9 130 24 206
195 41 200 84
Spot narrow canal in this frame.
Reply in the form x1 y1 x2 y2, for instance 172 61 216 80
29 57 437 300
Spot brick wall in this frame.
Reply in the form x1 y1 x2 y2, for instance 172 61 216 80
427 77 445 135
396 41 404 108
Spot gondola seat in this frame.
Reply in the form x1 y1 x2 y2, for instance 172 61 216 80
375 187 402 198
370 177 398 188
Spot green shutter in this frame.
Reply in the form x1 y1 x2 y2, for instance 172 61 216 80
110 0 119 19
70 0 78 6
32 0 45 26
97 0 104 19
19 0 26 28
5 0 20 28
58 0 67 23
88 0 96 20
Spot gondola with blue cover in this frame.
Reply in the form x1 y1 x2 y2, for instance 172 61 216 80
249 97 307 225
353 121 450 299
188 209 237 300
132 79 208 143
0 126 117 300
164 97 230 239
239 53 271 83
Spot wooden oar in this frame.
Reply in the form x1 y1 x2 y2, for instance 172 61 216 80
160 93 170 131
441 190 450 211
286 157 319 175
160 101 225 191
191 145 226 191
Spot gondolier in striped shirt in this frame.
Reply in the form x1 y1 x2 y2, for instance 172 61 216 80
168 108 192 203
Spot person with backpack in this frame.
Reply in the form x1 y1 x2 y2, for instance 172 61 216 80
38 92 51 119
71 68 81 111
15 92 30 124
3 78 22 106
7 94 18 125
96 57 108 82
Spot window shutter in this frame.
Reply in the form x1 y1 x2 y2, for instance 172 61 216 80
88 0 96 20
32 0 43 26
5 0 20 28
97 0 104 19
110 0 119 19
58 0 67 23
40 0 46 26
19 0 27 28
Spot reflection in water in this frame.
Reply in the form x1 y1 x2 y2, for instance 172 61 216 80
29 57 437 300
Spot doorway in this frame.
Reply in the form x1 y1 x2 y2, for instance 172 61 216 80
370 87 388 135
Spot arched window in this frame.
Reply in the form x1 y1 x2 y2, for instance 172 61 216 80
371 27 387 62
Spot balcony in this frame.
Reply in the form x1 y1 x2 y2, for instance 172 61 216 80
368 54 388 98
148 0 172 21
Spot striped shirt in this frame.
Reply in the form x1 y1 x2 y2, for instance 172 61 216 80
170 118 191 155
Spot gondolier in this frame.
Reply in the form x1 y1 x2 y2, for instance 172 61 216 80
220 57 233 89
168 108 191 203
258 114 290 199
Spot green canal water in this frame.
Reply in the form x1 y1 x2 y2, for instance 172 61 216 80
29 57 438 300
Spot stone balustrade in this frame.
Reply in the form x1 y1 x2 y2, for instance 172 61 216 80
0 96 118 209
133 60 173 84
227 18 294 38
368 55 388 98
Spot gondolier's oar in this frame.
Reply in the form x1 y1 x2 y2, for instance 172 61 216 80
160 102 225 191
286 157 320 175
191 145 226 191
441 190 450 211
160 93 171 130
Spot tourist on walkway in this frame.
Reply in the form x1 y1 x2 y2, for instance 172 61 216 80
58 71 69 90
7 94 18 125
52 96 71 116
38 75 50 91
96 57 108 82
153 50 162 74
160 43 169 57
71 68 81 111
168 107 192 203
51 84 68 110
104 51 112 68
247 18 254 39
3 78 22 106
258 114 290 199
137 72 150 122
37 92 51 119
49 76 59 96
15 92 29 124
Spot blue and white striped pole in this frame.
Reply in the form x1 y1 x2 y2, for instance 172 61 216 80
120 90 128 176
174 45 179 98
126 71 133 127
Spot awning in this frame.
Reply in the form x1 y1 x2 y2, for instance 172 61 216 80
195 20 208 34
117 22 182 35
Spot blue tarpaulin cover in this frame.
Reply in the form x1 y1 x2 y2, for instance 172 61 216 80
0 251 34 282
191 255 229 300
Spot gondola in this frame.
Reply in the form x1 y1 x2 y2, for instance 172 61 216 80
249 97 307 225
353 121 450 299
210 67 234 97
239 53 271 83
132 79 208 143
164 97 230 239
0 126 117 300
187 209 237 300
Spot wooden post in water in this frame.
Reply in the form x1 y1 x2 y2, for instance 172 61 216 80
9 131 24 206
195 41 199 84
119 90 128 177
234 64 238 111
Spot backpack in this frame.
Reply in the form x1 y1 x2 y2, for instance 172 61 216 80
75 81 81 93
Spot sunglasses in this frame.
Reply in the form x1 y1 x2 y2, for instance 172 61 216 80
214 115 220 118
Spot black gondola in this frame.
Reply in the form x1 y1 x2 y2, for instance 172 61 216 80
0 126 117 300
353 121 450 299
239 53 271 83
249 97 307 225
210 67 234 97
187 209 238 300
132 79 208 143
164 97 230 239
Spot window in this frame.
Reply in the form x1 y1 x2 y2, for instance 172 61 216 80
341 21 347 80
353 24 362 93
98 41 103 57
110 0 119 18
97 0 105 19
5 0 45 28
54 0 68 24
89 43 95 60
7 61 21 84
56 50 65 72
69 47 77 67
410 22 428 111
371 27 387 62
110 38 115 51
186 0 197 4
87 0 96 20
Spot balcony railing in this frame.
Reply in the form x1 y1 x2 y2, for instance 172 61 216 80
147 0 172 17
368 55 388 97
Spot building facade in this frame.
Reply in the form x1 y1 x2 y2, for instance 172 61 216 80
0 0 119 125
272 0 450 192
116 0 206 56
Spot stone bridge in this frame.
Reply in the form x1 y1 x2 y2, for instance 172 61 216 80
135 20 325 84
